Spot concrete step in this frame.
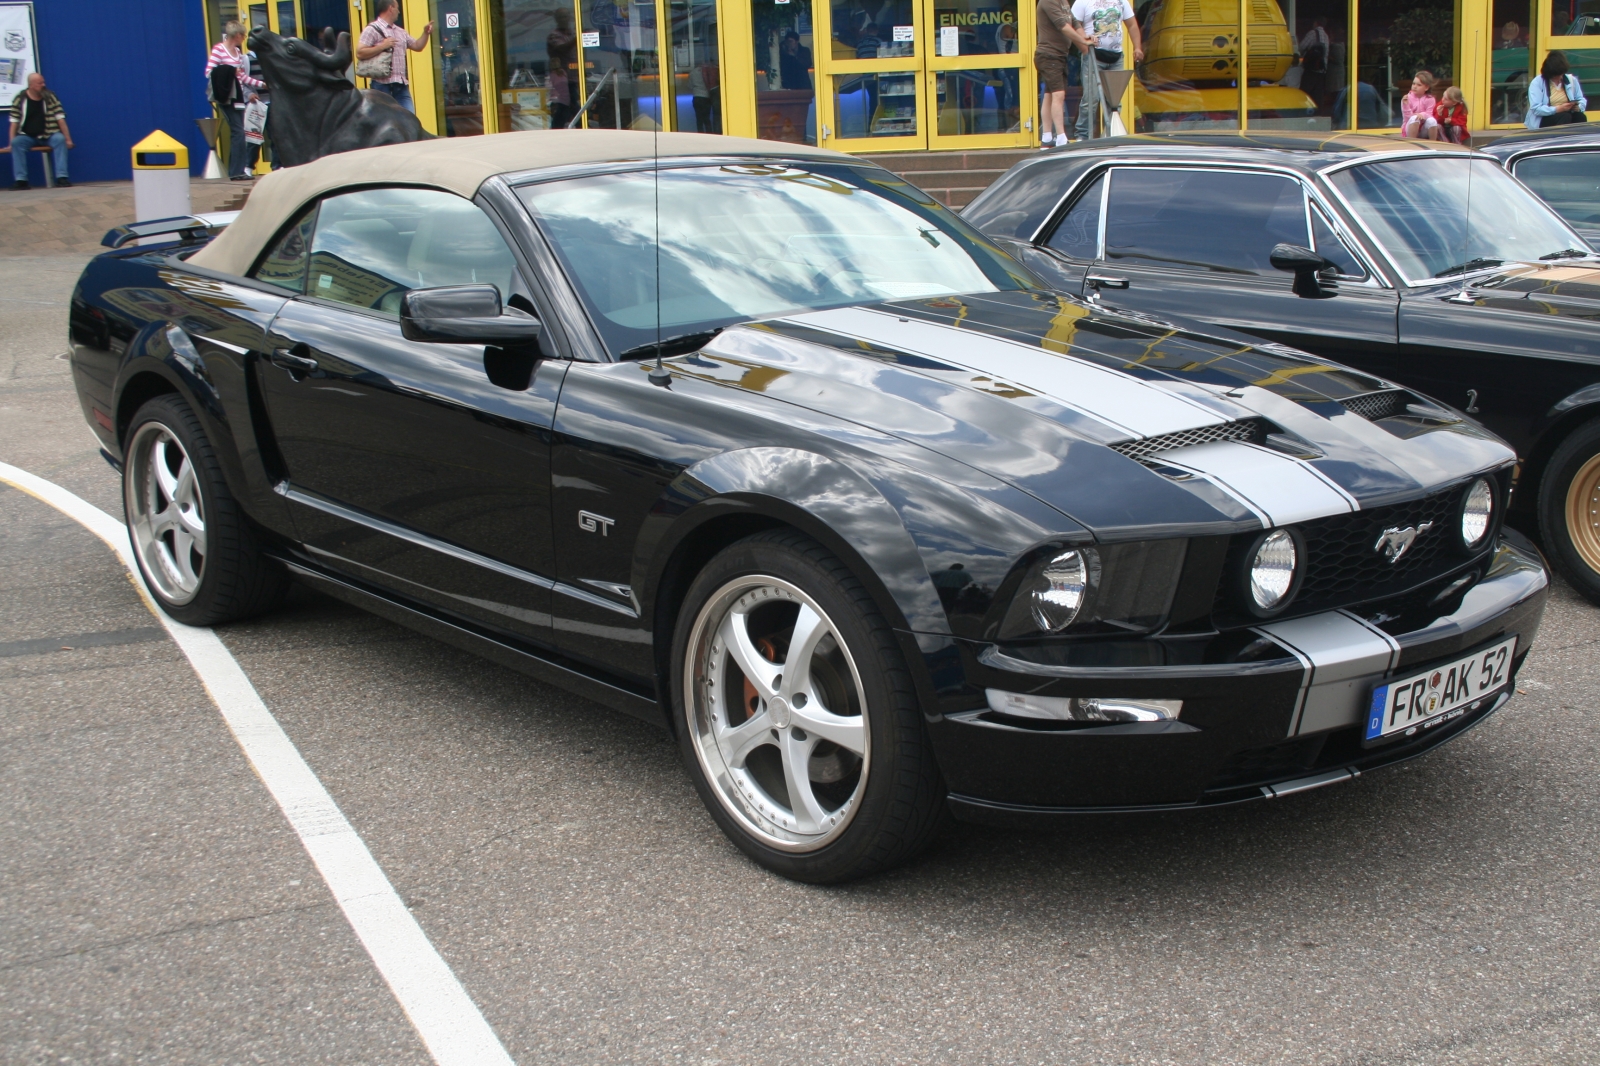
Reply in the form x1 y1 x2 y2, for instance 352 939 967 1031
0 178 253 256
859 148 1034 174
898 167 1011 189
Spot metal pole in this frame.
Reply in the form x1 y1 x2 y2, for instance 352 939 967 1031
567 68 616 127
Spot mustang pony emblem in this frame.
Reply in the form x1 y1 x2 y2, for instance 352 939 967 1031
1374 522 1434 563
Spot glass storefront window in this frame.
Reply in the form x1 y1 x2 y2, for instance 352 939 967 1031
1550 0 1600 37
831 0 917 59
492 0 575 132
936 69 1020 135
1491 0 1531 124
667 0 722 132
933 0 1018 56
438 0 486 135
580 0 663 128
834 71 918 136
276 0 298 36
300 0 349 45
1247 0 1346 129
754 0 816 143
1135 0 1241 131
1355 0 1452 129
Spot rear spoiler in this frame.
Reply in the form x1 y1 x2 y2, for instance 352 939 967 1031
101 211 240 250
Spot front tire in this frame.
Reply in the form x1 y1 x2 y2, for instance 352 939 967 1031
1540 419 1600 605
672 530 946 883
123 394 288 625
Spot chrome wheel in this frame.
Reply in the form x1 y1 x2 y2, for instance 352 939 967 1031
125 421 207 605
685 576 870 852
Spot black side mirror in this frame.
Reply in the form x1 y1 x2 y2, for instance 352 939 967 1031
1270 243 1338 299
399 284 544 344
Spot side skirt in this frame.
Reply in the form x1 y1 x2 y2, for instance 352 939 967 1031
275 555 664 727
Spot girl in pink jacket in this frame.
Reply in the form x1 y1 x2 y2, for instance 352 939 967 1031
1401 70 1441 138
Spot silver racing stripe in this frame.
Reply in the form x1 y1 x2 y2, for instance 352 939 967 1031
787 306 1228 439
1152 440 1357 526
1255 610 1401 735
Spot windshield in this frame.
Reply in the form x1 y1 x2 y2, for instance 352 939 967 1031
1328 156 1587 283
517 163 1033 356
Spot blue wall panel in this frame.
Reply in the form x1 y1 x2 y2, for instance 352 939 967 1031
13 0 211 182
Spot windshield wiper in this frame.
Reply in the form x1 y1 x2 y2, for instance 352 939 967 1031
1433 257 1504 279
619 328 723 361
1539 247 1593 260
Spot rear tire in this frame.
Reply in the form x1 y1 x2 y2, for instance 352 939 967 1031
1540 418 1600 605
671 529 946 883
123 394 288 625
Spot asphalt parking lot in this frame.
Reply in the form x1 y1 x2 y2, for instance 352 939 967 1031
5 254 1600 1066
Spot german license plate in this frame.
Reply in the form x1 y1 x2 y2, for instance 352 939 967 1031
1364 636 1517 744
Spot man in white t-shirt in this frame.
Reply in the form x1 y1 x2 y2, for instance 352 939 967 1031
1070 0 1141 139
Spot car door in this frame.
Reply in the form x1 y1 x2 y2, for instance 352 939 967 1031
251 185 571 644
1059 165 1400 375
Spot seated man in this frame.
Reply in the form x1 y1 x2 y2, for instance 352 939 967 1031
8 73 73 189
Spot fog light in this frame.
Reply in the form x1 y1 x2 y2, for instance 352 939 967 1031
985 690 1183 722
1461 477 1493 547
1249 529 1298 612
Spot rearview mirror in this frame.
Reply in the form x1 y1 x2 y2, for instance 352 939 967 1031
1270 243 1338 299
399 284 544 344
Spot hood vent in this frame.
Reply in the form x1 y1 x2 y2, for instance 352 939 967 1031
1110 418 1269 465
1339 390 1407 421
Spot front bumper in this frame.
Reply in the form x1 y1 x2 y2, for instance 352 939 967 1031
927 531 1548 824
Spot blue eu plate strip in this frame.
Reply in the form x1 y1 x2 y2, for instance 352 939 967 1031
1366 685 1390 741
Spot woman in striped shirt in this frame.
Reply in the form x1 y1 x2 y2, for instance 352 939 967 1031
204 21 265 180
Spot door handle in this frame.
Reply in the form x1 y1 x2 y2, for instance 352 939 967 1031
270 346 319 374
1086 274 1130 289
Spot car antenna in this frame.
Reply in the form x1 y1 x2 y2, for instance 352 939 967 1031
649 120 671 388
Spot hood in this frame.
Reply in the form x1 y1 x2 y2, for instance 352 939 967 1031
685 291 1514 540
1466 260 1600 311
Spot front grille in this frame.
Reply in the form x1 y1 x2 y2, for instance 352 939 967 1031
1296 490 1465 610
1111 418 1267 465
1212 483 1492 625
1340 390 1408 421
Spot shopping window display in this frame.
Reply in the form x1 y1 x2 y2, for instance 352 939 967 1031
1354 0 1452 129
753 0 817 143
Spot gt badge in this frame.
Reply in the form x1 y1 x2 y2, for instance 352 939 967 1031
1374 521 1434 564
578 510 615 536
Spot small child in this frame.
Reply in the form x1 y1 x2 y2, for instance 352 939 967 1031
1435 86 1470 144
1401 70 1441 139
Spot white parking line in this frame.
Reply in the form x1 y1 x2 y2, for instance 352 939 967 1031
0 461 516 1066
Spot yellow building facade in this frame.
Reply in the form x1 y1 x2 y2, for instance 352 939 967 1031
212 0 1600 152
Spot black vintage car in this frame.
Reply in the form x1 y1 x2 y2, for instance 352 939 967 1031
965 132 1600 604
1481 125 1600 245
71 130 1546 882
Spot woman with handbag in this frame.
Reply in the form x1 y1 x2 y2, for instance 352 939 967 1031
356 0 433 113
1527 50 1588 129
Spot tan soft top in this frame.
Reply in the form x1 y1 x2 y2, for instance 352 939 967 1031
190 129 852 277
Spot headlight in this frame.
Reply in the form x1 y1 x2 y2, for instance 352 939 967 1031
1029 548 1097 632
1248 529 1298 613
997 540 1187 638
1461 477 1494 548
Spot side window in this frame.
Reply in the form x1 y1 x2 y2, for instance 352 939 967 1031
252 206 315 293
1310 205 1366 278
1043 172 1105 260
1514 152 1600 230
1104 169 1310 274
305 187 520 316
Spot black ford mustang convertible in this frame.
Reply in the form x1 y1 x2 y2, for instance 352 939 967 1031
70 131 1547 882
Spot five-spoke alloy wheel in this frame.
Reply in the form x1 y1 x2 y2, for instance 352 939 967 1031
122 395 288 625
125 419 208 605
673 531 945 882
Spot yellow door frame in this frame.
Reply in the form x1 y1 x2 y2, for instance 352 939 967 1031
923 0 1034 149
718 0 756 135
405 0 441 133
1532 0 1600 120
815 0 929 152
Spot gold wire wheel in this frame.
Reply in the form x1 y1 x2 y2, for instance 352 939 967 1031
1565 452 1600 575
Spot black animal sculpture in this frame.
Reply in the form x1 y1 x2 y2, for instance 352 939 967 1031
249 28 429 168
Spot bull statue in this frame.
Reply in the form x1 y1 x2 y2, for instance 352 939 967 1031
248 28 429 168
